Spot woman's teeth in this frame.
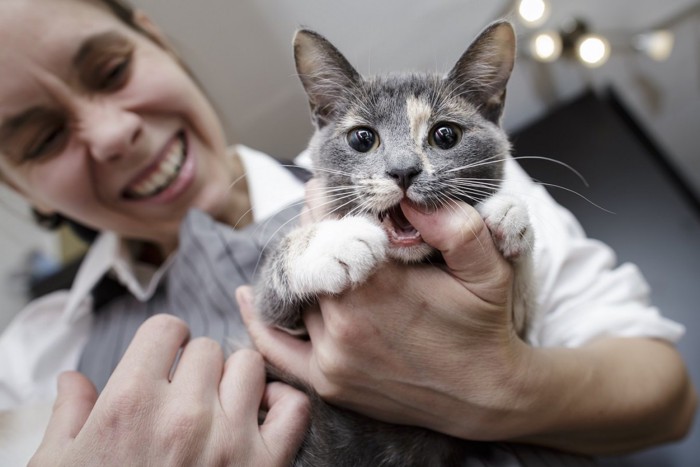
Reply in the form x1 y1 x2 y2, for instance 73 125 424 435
126 135 186 199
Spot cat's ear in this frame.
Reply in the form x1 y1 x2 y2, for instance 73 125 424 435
294 29 362 128
446 21 516 124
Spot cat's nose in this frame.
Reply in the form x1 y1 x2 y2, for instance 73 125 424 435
386 166 421 190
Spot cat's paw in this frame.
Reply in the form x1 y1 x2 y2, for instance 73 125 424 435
478 194 533 261
290 216 388 295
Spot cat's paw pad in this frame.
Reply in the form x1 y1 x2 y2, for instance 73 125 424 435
290 217 388 295
478 195 533 261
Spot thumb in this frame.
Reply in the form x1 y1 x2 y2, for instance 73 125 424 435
40 371 97 447
237 286 313 383
401 200 507 284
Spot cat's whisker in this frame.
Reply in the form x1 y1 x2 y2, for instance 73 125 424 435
509 156 589 187
226 171 249 192
443 153 508 174
310 167 356 178
530 180 614 214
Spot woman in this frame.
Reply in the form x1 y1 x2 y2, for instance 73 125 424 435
0 0 695 464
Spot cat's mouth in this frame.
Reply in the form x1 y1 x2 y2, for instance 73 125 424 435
378 205 423 247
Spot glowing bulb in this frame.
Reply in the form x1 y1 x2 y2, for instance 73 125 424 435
634 30 674 61
518 0 549 27
530 31 562 62
576 34 610 67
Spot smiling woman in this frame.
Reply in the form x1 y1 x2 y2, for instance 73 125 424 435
0 0 251 254
0 0 696 465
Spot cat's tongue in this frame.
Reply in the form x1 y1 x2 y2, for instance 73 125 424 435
381 205 422 246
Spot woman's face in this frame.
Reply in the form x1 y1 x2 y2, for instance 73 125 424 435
0 0 239 247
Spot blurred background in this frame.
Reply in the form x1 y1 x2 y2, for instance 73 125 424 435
1 0 698 464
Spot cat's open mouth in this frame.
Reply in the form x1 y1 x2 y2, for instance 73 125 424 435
378 205 423 247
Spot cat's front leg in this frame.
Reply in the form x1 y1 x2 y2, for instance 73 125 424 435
477 193 533 261
476 193 535 339
256 216 388 331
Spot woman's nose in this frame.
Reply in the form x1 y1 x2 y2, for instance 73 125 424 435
78 102 142 163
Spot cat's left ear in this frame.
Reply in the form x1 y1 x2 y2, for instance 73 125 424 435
293 29 362 128
447 21 516 124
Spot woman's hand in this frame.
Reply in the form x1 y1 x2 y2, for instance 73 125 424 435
240 199 532 440
29 314 310 466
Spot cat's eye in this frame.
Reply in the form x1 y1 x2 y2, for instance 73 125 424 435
347 127 379 153
429 123 462 150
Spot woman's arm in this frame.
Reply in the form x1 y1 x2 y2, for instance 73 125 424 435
240 200 697 455
512 337 696 455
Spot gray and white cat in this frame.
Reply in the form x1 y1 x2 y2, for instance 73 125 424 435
255 20 535 466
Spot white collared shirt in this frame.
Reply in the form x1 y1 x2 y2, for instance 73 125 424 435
0 147 684 462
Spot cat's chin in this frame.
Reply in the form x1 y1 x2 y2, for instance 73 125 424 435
387 242 434 263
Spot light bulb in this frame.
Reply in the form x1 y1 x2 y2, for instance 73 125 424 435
576 34 610 67
530 31 562 62
634 30 674 61
518 0 550 27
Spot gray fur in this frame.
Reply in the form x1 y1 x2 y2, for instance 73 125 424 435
254 21 535 466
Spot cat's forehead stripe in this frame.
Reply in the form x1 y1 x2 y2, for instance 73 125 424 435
405 96 434 174
405 96 431 147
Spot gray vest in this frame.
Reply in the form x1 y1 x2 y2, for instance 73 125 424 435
77 208 595 467
77 206 298 389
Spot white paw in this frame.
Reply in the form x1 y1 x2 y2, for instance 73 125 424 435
478 194 533 261
290 216 388 295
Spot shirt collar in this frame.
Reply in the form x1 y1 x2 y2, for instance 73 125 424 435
61 145 306 323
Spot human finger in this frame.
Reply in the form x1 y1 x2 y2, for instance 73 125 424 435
39 371 97 448
170 337 224 397
218 348 266 420
400 200 507 284
259 382 311 465
237 286 313 384
111 314 190 381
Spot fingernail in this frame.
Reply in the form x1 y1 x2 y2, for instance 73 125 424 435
400 199 432 218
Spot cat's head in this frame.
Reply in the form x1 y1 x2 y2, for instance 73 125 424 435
294 21 516 260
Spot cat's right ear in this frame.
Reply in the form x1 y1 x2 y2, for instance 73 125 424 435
293 29 361 128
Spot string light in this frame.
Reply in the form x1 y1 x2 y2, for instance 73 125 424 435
576 34 611 67
530 31 562 62
518 0 550 27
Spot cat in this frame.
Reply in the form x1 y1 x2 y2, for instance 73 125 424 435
254 20 535 467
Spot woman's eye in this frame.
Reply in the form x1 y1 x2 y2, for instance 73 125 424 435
429 123 462 150
347 127 379 153
98 54 132 91
25 123 68 161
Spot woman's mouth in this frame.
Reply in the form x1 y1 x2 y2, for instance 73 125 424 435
124 132 187 200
